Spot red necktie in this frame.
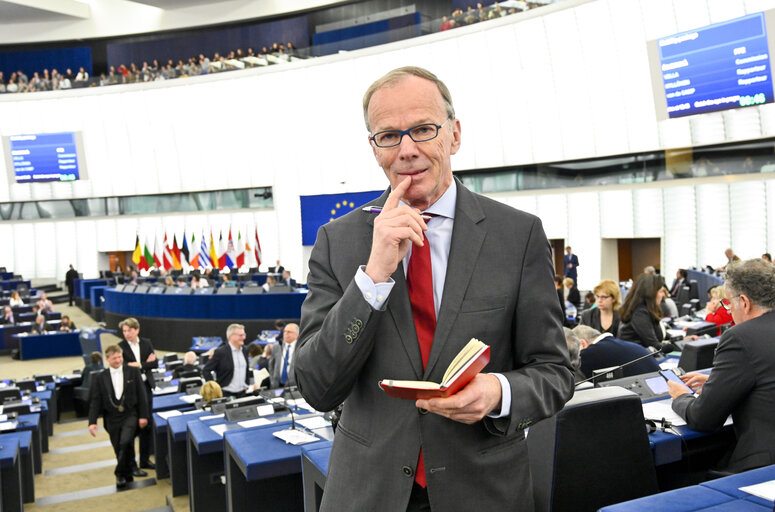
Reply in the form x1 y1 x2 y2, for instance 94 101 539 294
406 231 435 488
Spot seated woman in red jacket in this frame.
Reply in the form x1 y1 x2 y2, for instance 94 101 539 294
705 285 734 335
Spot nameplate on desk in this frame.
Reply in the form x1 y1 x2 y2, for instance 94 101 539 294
257 404 274 417
0 421 18 431
238 417 272 428
157 410 181 420
297 416 330 430
200 414 224 421
740 480 775 501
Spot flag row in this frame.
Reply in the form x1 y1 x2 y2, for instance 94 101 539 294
132 228 263 272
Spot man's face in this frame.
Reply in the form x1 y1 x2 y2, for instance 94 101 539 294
283 324 299 345
282 271 290 280
107 351 123 369
229 328 246 348
123 325 139 343
723 285 744 324
725 249 733 259
367 75 461 211
566 248 571 255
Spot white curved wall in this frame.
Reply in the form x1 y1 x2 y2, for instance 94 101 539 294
1 0 775 287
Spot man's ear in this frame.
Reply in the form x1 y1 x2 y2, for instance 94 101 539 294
579 339 591 350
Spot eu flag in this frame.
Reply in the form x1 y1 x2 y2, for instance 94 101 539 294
300 190 384 246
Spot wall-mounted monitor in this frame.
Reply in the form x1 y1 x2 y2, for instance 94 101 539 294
2 132 87 184
648 11 775 120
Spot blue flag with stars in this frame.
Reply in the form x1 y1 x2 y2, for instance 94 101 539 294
300 190 383 246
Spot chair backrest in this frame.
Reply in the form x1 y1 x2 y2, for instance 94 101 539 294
268 285 292 293
527 386 658 512
675 285 690 308
688 280 699 300
241 286 264 294
678 338 719 371
194 287 214 295
78 327 103 366
216 286 238 295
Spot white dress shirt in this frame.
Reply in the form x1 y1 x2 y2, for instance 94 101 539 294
223 343 247 393
127 340 145 381
110 366 124 400
354 182 511 418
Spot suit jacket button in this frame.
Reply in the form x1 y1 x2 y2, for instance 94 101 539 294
418 408 428 415
345 334 353 344
402 465 414 477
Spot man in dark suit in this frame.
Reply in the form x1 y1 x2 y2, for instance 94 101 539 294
65 264 79 306
269 323 298 389
1 306 14 325
30 314 46 334
268 260 285 274
172 351 201 380
203 324 253 397
571 325 660 379
295 67 573 511
563 246 579 282
281 270 297 289
88 345 149 488
118 317 157 472
669 268 688 297
669 259 775 473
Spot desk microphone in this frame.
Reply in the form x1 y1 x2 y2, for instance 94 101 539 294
575 342 679 387
283 385 300 431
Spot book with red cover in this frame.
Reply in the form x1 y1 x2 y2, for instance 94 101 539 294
379 339 490 400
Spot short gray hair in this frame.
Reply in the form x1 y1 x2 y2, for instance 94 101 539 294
226 323 245 338
563 327 581 369
725 259 775 310
573 324 602 343
362 66 456 132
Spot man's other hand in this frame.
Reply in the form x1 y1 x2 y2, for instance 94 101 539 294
365 176 428 283
127 362 141 368
415 374 502 424
139 418 148 429
667 380 691 399
88 424 98 437
146 352 157 363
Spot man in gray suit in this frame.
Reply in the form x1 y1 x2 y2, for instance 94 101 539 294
269 323 298 388
295 66 574 511
669 258 775 472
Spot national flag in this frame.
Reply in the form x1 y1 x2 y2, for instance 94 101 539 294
198 231 209 268
132 234 142 266
220 228 236 269
143 238 154 270
153 236 162 269
171 235 182 270
163 233 173 271
236 231 245 268
209 231 218 268
180 231 190 268
190 232 200 269
254 227 262 268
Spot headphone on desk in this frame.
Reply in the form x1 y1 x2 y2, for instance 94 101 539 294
645 417 674 434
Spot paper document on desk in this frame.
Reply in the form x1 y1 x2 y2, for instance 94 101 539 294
0 421 17 431
179 394 201 404
297 416 329 430
210 424 229 437
157 410 181 420
740 480 775 501
273 428 318 445
642 399 687 426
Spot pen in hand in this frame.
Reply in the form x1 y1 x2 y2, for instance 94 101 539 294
361 206 433 221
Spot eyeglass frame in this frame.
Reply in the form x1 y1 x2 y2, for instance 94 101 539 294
720 297 738 311
369 118 452 148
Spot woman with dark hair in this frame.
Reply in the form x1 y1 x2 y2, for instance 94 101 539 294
617 273 668 350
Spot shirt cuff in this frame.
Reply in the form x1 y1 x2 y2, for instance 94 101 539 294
354 266 394 311
486 373 511 418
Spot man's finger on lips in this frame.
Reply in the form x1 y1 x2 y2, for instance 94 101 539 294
384 176 411 211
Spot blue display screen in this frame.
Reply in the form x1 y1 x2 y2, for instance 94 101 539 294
9 132 81 183
658 12 774 118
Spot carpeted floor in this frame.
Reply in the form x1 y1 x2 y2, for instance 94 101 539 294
1 304 188 511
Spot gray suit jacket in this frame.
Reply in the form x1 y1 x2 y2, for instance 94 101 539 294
295 180 574 511
672 310 775 472
268 342 296 389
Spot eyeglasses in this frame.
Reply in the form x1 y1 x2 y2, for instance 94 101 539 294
595 294 612 300
369 119 450 148
720 298 732 311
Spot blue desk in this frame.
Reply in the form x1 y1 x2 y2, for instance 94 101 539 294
152 407 194 481
0 280 30 291
601 464 775 511
0 431 33 503
186 407 317 511
0 437 22 511
15 331 80 360
167 410 210 496
224 422 333 512
190 337 222 354
152 393 191 412
0 323 32 352
687 270 724 300
6 414 42 475
301 444 331 512
78 279 110 304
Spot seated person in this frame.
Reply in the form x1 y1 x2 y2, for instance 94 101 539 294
562 328 587 382
36 293 54 313
572 324 660 379
191 274 209 288
81 351 103 387
704 285 734 335
583 291 596 310
200 381 223 409
172 351 201 379
618 273 669 351
1 305 14 325
220 274 237 288
30 314 47 334
59 315 76 332
164 276 175 287
580 279 621 335
563 277 580 307
9 291 24 307
660 285 679 318
262 275 276 292
281 270 296 289
669 259 775 473
176 276 188 287
248 343 271 388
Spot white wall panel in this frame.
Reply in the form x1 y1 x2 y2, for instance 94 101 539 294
54 221 77 282
662 185 696 276
695 183 730 268
0 224 14 269
633 188 664 237
567 191 600 289
673 0 711 31
729 181 767 260
599 190 633 238
12 224 35 279
535 193 568 240
707 0 746 22
506 195 537 216
34 222 57 279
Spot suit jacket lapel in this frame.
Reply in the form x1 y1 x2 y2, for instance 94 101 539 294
424 181 486 380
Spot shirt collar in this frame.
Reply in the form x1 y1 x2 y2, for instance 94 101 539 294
398 179 457 220
593 332 614 344
110 366 123 375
